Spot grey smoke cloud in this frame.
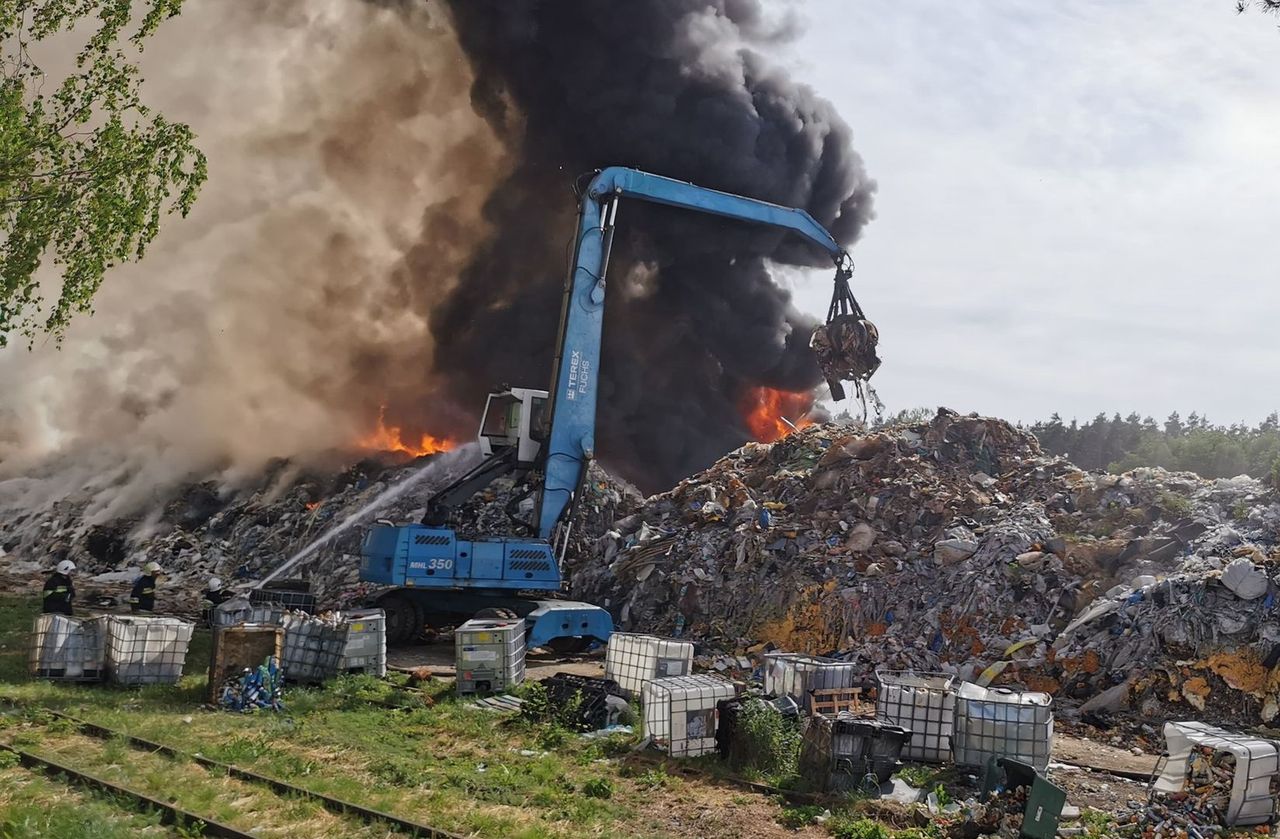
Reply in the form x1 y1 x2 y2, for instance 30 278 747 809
426 0 876 491
0 0 506 523
0 0 876 537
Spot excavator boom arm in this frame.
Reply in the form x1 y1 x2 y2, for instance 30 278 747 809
537 166 849 539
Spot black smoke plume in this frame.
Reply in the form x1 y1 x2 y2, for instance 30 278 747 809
416 0 876 491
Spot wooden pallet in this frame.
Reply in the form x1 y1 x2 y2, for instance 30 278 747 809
810 687 873 717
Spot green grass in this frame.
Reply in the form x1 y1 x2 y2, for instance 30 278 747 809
0 765 173 838
7 597 826 837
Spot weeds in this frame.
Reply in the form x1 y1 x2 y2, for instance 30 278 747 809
892 764 940 788
634 766 672 789
367 756 426 787
725 699 801 782
1158 490 1193 517
825 815 890 839
581 777 613 799
778 803 826 828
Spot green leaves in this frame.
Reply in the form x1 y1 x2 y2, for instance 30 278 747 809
1 0 206 347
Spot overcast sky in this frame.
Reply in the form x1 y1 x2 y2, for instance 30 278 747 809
780 0 1279 426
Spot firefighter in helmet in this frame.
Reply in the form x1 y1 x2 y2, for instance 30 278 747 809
129 562 163 614
42 560 77 616
200 576 233 624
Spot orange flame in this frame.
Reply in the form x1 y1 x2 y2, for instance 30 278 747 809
740 386 815 443
359 405 453 457
305 501 320 511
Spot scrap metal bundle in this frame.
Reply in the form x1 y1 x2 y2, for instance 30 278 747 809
218 656 284 712
811 264 879 403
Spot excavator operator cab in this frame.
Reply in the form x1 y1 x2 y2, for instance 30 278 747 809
478 387 549 466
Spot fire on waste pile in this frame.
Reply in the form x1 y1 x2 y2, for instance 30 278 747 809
0 449 640 615
573 408 1280 722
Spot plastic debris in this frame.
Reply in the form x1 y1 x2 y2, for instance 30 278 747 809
218 655 284 712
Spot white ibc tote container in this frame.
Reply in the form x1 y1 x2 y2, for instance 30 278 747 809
280 613 346 684
642 674 736 758
875 670 957 763
455 618 526 694
1154 721 1280 826
763 652 860 712
105 616 194 686
338 608 387 677
29 614 107 681
605 632 693 698
952 682 1053 770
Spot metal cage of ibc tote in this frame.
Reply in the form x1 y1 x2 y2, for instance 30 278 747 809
338 608 387 677
249 580 317 614
105 616 194 686
799 713 912 792
29 614 107 681
642 675 736 758
455 618 526 695
875 670 957 763
952 682 1053 771
1153 721 1280 827
279 613 346 684
211 598 284 629
763 652 861 712
605 632 694 698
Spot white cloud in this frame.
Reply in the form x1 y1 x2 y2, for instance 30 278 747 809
782 0 1280 425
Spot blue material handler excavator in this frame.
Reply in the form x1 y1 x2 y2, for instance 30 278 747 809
359 166 874 649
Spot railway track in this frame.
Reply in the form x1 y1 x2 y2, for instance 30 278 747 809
1 703 465 838
1 741 253 838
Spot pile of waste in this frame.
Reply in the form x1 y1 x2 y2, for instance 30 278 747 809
575 408 1280 722
217 656 285 712
0 445 639 613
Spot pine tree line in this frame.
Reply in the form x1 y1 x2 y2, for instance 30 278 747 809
1030 412 1280 484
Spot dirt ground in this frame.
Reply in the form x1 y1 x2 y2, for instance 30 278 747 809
389 635 608 680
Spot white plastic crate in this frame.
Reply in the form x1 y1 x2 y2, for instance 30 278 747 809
280 613 346 684
1154 721 1280 826
605 632 693 698
642 675 736 757
455 618 526 694
339 608 386 677
952 682 1053 770
763 652 860 712
29 614 106 681
876 670 956 763
105 616 194 686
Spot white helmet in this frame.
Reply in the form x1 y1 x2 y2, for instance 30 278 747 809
208 577 223 591
144 561 163 574
56 560 76 575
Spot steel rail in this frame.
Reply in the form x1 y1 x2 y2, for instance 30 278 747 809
2 703 466 839
0 741 254 839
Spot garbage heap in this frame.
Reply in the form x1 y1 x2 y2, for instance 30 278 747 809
1 448 639 613
574 409 1280 721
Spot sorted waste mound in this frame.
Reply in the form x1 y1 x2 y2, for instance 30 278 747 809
574 408 1280 723
0 447 640 615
